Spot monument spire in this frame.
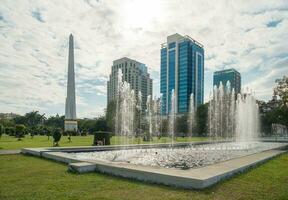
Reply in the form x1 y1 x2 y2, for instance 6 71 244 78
65 33 78 132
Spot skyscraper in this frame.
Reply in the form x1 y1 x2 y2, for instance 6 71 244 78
160 33 204 115
107 57 153 110
64 34 77 131
213 68 241 94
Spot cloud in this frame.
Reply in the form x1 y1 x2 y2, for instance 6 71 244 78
31 9 45 23
0 0 287 117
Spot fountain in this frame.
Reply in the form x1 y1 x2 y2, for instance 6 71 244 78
208 81 259 143
114 69 136 147
188 93 196 138
169 89 176 147
23 77 288 189
67 79 276 169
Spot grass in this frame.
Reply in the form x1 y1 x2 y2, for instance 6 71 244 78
0 153 287 200
0 135 207 150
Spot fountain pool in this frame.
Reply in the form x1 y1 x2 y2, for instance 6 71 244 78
67 142 286 169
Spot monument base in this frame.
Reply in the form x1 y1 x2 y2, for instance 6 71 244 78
64 120 78 132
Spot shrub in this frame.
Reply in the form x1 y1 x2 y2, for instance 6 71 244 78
15 124 26 140
53 128 62 146
93 131 111 145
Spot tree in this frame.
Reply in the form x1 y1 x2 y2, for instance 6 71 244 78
176 114 188 137
78 119 96 134
93 117 108 132
274 75 288 108
53 128 62 146
106 100 116 131
261 107 288 134
45 114 64 129
196 103 208 136
42 126 52 140
5 127 15 136
160 118 168 137
0 118 15 128
0 124 3 138
15 124 26 140
14 116 27 125
24 111 46 127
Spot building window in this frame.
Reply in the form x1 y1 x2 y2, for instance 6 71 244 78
168 42 176 49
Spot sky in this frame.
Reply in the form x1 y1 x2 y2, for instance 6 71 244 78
0 0 288 118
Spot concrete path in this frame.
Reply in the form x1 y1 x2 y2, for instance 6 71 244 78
0 150 21 155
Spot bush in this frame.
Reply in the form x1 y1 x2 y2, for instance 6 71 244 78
53 128 62 146
93 131 111 145
15 124 26 140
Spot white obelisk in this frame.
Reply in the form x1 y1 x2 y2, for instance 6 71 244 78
64 34 78 132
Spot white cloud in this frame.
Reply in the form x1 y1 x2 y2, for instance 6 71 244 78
0 0 287 117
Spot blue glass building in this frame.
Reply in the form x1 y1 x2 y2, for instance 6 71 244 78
213 68 241 94
160 33 204 115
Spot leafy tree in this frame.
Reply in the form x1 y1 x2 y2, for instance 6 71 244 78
0 118 14 127
261 107 288 135
24 111 46 127
14 116 27 125
160 118 168 137
53 128 62 146
0 124 3 138
42 126 52 140
106 100 116 131
78 119 96 134
176 114 188 137
45 114 64 129
5 127 15 136
196 103 208 136
15 124 26 140
93 117 108 132
274 75 288 108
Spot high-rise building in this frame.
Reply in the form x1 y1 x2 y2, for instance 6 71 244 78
65 34 77 131
107 57 153 110
213 68 241 94
160 33 204 115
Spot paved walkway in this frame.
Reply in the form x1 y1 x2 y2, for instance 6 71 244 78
0 150 21 155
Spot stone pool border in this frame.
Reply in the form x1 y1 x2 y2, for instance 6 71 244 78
21 142 288 189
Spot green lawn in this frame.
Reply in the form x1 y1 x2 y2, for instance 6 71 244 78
0 135 207 150
0 153 287 200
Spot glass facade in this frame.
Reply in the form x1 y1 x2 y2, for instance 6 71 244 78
178 41 189 113
160 48 167 114
168 49 175 113
160 34 204 115
213 68 241 94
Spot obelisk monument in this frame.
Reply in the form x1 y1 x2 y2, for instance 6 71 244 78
64 34 78 132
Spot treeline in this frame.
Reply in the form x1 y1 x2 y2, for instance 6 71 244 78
0 111 110 139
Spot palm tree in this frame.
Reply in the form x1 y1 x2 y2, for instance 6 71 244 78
24 111 46 127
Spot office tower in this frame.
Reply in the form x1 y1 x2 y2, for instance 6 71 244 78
160 33 204 115
107 57 153 110
213 68 241 94
65 34 78 131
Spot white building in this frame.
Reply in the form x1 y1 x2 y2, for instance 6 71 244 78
107 57 153 110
